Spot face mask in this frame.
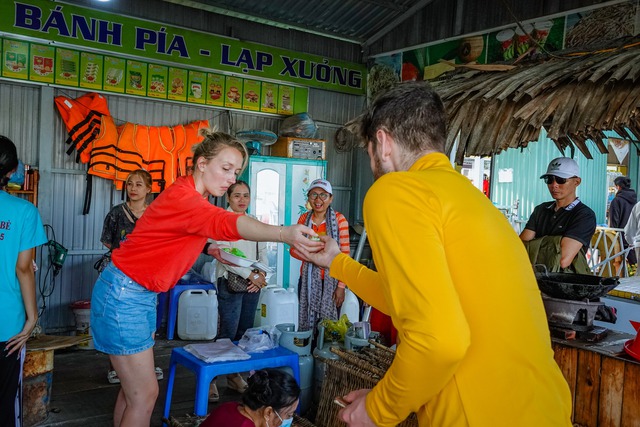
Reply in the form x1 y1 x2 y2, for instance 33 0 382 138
275 409 293 427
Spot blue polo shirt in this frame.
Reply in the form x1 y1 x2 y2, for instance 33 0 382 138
0 191 47 342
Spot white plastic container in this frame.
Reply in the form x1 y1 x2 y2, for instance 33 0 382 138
71 308 94 350
177 289 218 340
259 285 299 331
339 288 360 323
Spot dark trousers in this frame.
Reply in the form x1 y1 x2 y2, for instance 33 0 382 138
217 277 260 341
0 342 23 427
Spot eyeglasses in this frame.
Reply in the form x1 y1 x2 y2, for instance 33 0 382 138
543 176 575 185
308 192 330 201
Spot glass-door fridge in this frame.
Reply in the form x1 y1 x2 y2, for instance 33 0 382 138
241 155 326 289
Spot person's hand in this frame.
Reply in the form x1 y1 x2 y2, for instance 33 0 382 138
209 244 237 265
334 286 346 307
6 317 37 356
337 389 375 427
297 235 342 269
247 270 266 293
282 224 324 254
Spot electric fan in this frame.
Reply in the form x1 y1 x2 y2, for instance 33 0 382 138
236 130 278 155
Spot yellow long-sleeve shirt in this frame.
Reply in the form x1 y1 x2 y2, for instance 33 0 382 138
330 153 572 427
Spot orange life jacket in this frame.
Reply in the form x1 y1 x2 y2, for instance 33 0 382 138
55 93 211 213
175 120 209 176
54 93 110 163
87 115 119 181
114 123 167 193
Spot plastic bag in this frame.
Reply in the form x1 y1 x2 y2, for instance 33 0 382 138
278 113 318 138
201 261 217 284
8 160 25 185
238 326 281 353
321 314 352 343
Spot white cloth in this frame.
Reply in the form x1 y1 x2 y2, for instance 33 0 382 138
184 338 251 363
624 202 640 246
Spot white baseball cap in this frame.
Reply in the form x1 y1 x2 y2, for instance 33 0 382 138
308 178 333 195
540 157 580 179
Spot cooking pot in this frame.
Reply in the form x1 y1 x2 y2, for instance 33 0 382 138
534 271 619 301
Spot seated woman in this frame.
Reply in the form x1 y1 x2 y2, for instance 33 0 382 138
200 369 300 427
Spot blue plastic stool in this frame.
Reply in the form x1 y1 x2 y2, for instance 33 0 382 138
162 345 300 424
156 292 168 332
164 281 216 340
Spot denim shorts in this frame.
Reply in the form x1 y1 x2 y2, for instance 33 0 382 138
90 262 157 355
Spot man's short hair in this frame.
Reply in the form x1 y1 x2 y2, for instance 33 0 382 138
337 81 447 154
614 176 631 189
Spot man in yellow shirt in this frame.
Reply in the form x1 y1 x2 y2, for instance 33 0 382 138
301 82 573 426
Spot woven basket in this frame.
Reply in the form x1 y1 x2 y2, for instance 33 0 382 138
294 414 319 427
314 343 417 427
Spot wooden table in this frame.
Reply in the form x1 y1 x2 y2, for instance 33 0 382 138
609 276 640 302
552 330 639 427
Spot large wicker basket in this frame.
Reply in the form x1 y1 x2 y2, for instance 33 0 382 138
314 343 418 427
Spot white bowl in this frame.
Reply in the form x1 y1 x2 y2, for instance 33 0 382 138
219 249 256 268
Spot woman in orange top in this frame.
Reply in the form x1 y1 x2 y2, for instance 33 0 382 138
290 179 350 331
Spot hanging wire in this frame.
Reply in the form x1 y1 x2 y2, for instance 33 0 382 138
37 224 63 318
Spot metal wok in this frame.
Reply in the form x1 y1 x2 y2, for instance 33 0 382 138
534 271 619 301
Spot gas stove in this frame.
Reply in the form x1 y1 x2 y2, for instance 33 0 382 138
534 271 620 343
542 295 609 342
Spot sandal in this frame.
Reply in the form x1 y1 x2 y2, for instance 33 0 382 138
226 373 248 393
208 382 220 402
107 370 120 384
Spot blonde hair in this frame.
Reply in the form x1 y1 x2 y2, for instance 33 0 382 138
126 169 153 191
192 127 248 173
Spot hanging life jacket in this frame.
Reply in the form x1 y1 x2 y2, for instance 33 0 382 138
175 119 210 176
54 93 111 163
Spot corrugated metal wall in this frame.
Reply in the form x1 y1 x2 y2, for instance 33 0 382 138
1 76 363 333
491 129 608 228
309 88 367 221
630 142 640 189
0 81 40 163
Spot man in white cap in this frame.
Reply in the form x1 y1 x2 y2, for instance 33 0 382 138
520 157 596 269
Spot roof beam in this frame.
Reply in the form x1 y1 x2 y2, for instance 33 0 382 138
359 0 408 12
363 0 437 47
161 0 363 44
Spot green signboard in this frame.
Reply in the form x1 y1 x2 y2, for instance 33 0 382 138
0 0 365 95
1 35 309 114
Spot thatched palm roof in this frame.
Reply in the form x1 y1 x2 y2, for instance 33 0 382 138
432 36 640 163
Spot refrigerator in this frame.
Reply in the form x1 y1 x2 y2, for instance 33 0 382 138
241 155 326 289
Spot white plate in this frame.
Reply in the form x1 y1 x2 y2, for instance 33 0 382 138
219 249 256 268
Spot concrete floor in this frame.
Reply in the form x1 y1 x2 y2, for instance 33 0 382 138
34 337 245 427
